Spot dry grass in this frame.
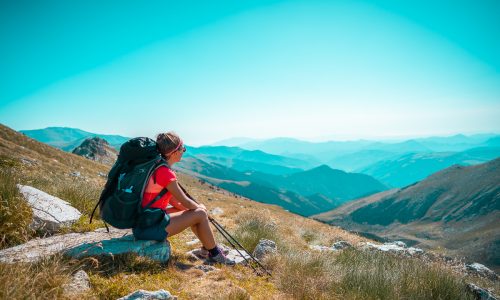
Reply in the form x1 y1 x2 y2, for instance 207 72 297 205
0 167 34 249
0 255 72 300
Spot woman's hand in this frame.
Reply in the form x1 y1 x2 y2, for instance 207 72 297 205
197 203 207 212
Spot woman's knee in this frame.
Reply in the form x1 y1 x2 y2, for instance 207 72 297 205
193 208 208 221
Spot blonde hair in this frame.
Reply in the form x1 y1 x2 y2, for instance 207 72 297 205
156 131 182 157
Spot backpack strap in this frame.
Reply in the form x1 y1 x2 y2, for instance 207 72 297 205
143 187 169 210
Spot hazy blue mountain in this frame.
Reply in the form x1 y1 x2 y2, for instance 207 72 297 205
21 127 130 151
412 134 498 152
175 156 338 215
177 156 387 215
185 145 316 174
279 165 388 201
225 134 499 169
314 158 500 271
358 147 500 188
326 150 398 171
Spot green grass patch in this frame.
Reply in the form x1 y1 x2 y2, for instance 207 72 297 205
273 248 475 300
232 212 280 253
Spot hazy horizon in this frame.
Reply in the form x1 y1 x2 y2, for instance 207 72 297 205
15 124 499 147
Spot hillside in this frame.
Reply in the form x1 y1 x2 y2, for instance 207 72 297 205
1 123 498 299
20 127 129 151
314 158 500 271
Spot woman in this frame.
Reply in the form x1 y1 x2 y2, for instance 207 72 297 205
132 132 235 265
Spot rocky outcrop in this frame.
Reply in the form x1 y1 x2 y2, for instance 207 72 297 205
466 263 499 281
17 184 82 233
72 136 118 165
253 239 277 260
362 241 424 256
0 228 170 264
117 289 176 300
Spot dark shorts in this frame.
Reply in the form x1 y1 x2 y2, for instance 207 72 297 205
132 213 171 242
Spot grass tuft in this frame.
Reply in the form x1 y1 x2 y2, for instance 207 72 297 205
0 255 71 299
0 168 34 249
232 212 280 253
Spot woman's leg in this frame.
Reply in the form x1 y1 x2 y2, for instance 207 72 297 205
165 207 202 241
165 208 216 249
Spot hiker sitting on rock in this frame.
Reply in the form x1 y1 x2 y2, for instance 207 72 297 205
133 132 235 265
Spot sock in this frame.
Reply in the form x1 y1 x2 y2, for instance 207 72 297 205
208 246 221 256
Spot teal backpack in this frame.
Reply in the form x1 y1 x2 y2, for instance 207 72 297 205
90 137 169 230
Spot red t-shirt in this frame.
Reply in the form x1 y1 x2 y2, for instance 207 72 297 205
141 166 177 211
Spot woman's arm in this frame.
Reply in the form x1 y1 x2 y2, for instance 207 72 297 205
169 196 188 211
166 180 203 210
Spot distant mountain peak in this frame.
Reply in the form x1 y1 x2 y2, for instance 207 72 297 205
72 136 117 165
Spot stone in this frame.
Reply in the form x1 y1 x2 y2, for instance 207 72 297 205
363 242 424 256
0 228 170 264
70 171 81 177
63 270 91 296
210 207 224 215
253 239 277 260
466 263 498 280
332 241 352 250
17 184 82 233
117 289 175 300
186 239 200 246
466 283 497 300
394 241 407 248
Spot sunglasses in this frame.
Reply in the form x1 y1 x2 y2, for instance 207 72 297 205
179 145 186 153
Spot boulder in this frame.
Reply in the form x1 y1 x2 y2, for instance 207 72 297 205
117 289 175 300
63 270 91 296
0 228 170 264
253 239 277 260
332 241 352 250
466 263 498 280
466 283 498 300
17 184 82 233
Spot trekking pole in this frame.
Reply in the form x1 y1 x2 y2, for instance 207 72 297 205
179 185 272 277
208 216 272 276
208 217 262 275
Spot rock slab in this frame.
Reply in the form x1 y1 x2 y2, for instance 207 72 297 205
17 184 82 233
118 289 175 300
0 228 170 264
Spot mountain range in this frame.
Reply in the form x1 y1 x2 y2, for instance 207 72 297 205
314 158 500 271
20 127 129 151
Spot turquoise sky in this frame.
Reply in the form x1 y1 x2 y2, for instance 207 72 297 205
1 0 499 145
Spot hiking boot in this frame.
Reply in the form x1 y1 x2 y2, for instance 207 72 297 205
208 247 236 266
197 247 209 259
